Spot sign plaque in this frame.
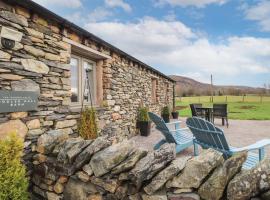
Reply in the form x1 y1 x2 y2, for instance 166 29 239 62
0 91 38 113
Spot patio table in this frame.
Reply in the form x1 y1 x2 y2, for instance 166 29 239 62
195 107 213 122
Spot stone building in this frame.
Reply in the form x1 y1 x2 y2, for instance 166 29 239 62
0 0 174 179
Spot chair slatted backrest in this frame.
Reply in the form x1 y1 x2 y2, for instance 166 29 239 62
148 112 177 144
190 104 202 117
213 104 228 117
186 117 230 154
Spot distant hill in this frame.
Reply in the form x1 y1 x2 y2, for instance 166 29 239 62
169 75 266 96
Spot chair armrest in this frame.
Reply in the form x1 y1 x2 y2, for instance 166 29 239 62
166 121 182 125
230 139 270 153
170 128 189 132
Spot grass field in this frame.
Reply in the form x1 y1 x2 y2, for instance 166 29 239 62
175 96 270 120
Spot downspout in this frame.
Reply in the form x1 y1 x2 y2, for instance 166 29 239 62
173 83 175 108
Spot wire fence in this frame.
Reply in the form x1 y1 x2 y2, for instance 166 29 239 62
176 95 270 103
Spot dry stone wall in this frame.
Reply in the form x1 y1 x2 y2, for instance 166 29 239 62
32 133 270 200
0 0 173 182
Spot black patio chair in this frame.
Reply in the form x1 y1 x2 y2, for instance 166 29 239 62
190 103 204 118
213 104 229 127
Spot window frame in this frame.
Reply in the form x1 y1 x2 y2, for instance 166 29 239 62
70 54 97 107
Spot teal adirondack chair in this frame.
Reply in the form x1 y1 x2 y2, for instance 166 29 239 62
186 117 270 169
148 112 193 153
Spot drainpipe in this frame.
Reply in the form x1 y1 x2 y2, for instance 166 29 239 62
173 83 175 108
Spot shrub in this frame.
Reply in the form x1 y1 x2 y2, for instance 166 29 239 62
78 107 98 140
162 106 170 115
138 107 150 122
0 133 29 200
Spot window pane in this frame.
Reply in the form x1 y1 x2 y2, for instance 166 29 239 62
82 61 94 103
71 57 79 102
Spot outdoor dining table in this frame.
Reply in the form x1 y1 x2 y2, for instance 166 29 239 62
195 106 213 123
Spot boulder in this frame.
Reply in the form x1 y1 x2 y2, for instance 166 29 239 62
144 156 191 195
198 152 247 200
129 143 176 187
74 136 112 169
82 164 93 176
24 45 45 57
0 119 28 139
21 59 49 74
227 158 270 200
0 10 28 26
90 140 135 177
63 176 97 200
76 171 90 182
112 148 148 174
166 149 224 189
25 27 44 39
11 79 40 94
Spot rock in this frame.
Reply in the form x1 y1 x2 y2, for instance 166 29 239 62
198 152 247 200
76 171 90 182
168 193 200 200
56 137 84 163
46 192 61 200
173 188 193 194
87 194 102 200
112 113 121 120
129 143 176 187
26 119 41 129
25 27 44 39
227 158 270 200
45 53 60 61
10 112 28 119
55 119 77 129
90 176 118 193
54 182 64 194
36 129 69 154
167 149 224 189
144 156 191 195
66 140 92 163
112 148 148 174
0 10 28 26
0 50 11 61
63 176 97 200
27 129 44 137
0 62 23 70
58 176 68 184
11 79 40 94
0 119 28 139
74 136 112 169
21 59 49 74
0 74 23 80
83 164 93 176
24 45 45 57
90 140 134 177
141 191 167 200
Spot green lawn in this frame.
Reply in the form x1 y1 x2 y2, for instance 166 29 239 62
175 96 270 120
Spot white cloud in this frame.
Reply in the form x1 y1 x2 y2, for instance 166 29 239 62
85 17 270 84
104 0 132 12
155 0 228 8
88 7 114 22
244 0 270 32
33 0 82 8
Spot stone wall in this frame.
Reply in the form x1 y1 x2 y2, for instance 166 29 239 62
31 133 270 200
0 0 174 180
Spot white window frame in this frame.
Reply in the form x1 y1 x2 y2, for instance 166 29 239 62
70 54 97 107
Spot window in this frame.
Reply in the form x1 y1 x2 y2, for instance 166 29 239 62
151 78 157 103
70 55 96 106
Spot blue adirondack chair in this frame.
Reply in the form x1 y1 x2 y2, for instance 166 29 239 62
148 112 193 153
186 117 270 169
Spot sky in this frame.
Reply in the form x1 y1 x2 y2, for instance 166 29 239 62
32 0 270 87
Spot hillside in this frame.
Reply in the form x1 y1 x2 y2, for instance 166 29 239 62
169 75 266 96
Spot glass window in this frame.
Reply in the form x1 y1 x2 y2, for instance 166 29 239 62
70 55 96 106
71 57 79 103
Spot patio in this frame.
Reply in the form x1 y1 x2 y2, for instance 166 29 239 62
131 117 270 156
